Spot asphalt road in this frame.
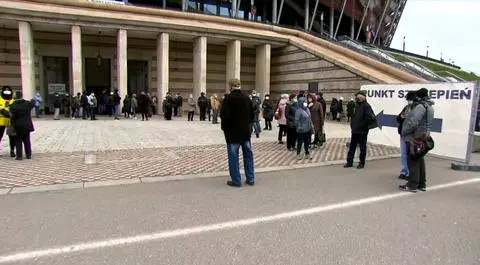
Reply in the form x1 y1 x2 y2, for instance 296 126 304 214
0 158 479 265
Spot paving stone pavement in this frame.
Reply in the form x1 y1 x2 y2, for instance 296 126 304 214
0 116 399 188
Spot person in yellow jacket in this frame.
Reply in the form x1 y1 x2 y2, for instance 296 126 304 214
0 86 16 157
210 93 221 124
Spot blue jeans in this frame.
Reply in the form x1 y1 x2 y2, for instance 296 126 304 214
114 104 120 118
227 140 255 185
35 106 40 117
252 121 261 135
400 137 410 176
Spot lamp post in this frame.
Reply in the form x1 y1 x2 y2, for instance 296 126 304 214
402 36 405 52
426 45 429 57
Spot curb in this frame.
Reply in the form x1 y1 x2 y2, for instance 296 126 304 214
451 163 480 172
1 154 401 195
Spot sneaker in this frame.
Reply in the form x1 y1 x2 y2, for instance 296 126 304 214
357 164 365 169
399 184 418 193
305 154 312 160
343 163 353 168
398 174 408 180
256 133 259 138
227 181 241 188
418 186 426 192
10 151 15 158
278 141 284 144
296 154 303 160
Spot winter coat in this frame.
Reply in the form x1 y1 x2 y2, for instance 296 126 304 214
53 96 61 108
401 99 434 141
0 97 13 127
286 102 298 128
317 97 326 117
197 96 208 109
396 103 414 135
211 96 221 111
294 98 313 133
350 100 376 134
187 97 196 112
337 100 344 113
123 97 131 111
262 99 274 120
10 99 35 134
308 101 324 133
138 95 150 112
220 90 254 144
276 98 288 125
34 95 42 107
346 101 355 117
251 96 261 115
131 97 138 109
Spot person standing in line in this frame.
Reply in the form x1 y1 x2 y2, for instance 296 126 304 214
123 94 131 119
72 93 81 119
177 93 183 117
211 93 221 124
112 89 121 120
251 91 262 138
396 91 417 180
330 97 338 121
316 92 327 119
9 91 34 160
34 92 42 118
138 91 150 121
0 86 15 157
399 88 434 192
294 97 313 160
206 96 212 122
173 94 179 117
220 78 255 187
81 91 89 119
131 94 138 119
197 92 208 121
262 94 274 131
187 94 196 121
88 92 97 121
307 94 325 149
337 97 344 122
63 93 71 118
346 98 355 122
53 93 61 120
344 91 377 169
275 94 288 144
151 95 158 115
286 94 298 151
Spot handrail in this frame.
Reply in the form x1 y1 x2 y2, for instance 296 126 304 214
11 0 425 83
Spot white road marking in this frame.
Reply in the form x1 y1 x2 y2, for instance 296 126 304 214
1 178 479 263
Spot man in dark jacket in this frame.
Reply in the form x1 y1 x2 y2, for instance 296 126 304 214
9 91 34 160
197 92 208 121
113 89 121 120
285 94 298 151
399 88 434 192
221 78 255 187
344 90 377 169
316 92 327 118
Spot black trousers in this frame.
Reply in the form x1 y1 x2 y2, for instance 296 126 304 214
264 119 272 130
207 108 211 121
296 132 311 155
188 111 195 121
199 107 207 121
173 107 178 116
0 126 15 153
286 127 297 149
407 155 426 189
278 125 288 142
15 131 31 158
346 133 368 165
141 111 149 120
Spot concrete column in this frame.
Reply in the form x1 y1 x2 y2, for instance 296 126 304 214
193 36 207 99
226 40 241 93
255 44 271 96
329 5 334 37
18 21 35 100
304 0 309 31
71 25 83 96
156 33 169 113
272 0 277 24
117 29 128 103
350 16 355 39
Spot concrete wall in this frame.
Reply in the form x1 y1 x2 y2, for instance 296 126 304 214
271 45 374 101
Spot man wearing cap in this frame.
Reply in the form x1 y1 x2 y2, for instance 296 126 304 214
344 90 377 169
0 86 15 157
220 78 256 187
399 88 434 192
396 91 417 180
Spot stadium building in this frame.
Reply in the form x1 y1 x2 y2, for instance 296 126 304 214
0 0 423 112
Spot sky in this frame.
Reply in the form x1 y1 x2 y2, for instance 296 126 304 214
391 0 480 74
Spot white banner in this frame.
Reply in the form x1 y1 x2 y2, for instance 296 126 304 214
361 82 478 162
47 83 66 95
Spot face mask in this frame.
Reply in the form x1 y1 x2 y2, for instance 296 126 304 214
252 94 256 97
293 99 298 103
3 91 12 95
407 100 413 105
303 102 308 107
265 97 269 100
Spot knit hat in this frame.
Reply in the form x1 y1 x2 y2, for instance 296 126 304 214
228 78 241 89
355 90 366 97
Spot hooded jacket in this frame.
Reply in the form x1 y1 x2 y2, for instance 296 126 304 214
401 98 434 140
294 97 312 133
